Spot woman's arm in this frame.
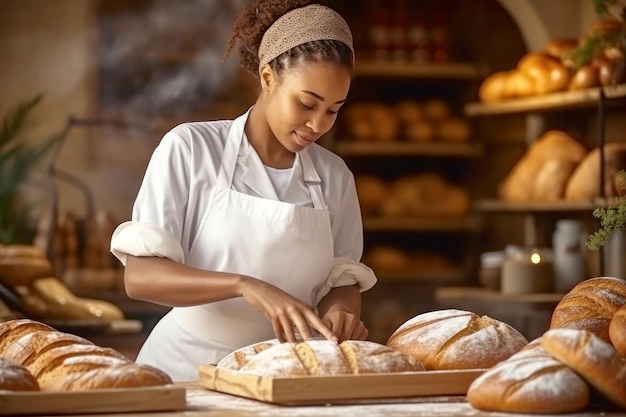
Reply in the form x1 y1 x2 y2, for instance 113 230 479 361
124 255 336 343
317 284 368 342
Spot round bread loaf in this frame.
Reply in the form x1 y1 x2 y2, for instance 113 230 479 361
0 319 55 352
217 338 281 370
610 304 626 356
2 329 93 367
237 339 424 377
541 328 626 410
467 337 590 413
549 276 626 343
386 309 528 370
58 363 172 391
0 357 40 391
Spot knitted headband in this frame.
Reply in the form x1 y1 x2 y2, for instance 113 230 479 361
257 4 354 71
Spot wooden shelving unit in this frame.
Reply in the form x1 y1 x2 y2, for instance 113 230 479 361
355 61 485 80
334 142 483 158
473 199 621 213
363 216 481 232
375 268 468 284
465 84 626 116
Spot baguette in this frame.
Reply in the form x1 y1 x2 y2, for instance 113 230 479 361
549 276 626 343
236 339 425 377
386 309 528 370
0 318 173 391
467 338 590 413
541 328 626 409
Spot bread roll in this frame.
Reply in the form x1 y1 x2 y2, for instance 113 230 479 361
545 38 578 62
436 118 471 143
467 338 590 413
479 71 513 103
0 357 40 391
565 143 626 201
355 175 387 215
363 246 410 271
386 309 528 370
550 276 626 343
541 328 626 410
237 339 425 377
569 64 600 90
609 304 626 356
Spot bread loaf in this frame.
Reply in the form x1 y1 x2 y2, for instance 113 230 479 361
549 276 626 343
0 318 173 391
0 244 53 287
232 339 425 377
0 357 40 391
386 309 528 370
217 338 280 370
467 338 590 413
565 143 626 201
541 328 626 410
609 304 626 356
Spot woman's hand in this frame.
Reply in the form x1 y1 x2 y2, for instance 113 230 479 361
321 304 368 342
239 277 337 343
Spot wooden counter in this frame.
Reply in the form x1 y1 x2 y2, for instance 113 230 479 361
31 383 625 417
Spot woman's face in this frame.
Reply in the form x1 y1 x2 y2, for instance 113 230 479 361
263 62 351 153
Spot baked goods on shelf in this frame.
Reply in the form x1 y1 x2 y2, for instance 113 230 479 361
0 318 172 391
541 328 626 410
0 356 40 391
386 309 528 370
467 338 590 414
219 339 425 377
0 244 54 287
564 143 626 201
549 276 626 343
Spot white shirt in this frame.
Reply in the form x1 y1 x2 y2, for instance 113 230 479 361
111 112 376 294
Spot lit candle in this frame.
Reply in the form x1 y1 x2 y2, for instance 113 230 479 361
501 250 555 294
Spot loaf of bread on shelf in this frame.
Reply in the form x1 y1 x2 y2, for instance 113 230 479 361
0 318 173 391
541 328 626 410
386 309 528 370
499 130 587 202
0 356 40 391
354 175 387 216
609 304 626 357
467 338 590 414
564 143 626 201
549 276 626 343
231 339 425 377
0 244 54 287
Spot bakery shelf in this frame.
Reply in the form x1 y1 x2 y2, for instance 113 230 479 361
335 142 483 158
363 216 481 232
473 198 620 213
376 268 468 283
354 61 484 80
464 84 626 116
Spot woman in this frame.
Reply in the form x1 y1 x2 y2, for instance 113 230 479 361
110 0 377 381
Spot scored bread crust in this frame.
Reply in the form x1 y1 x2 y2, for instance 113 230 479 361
609 304 626 356
386 309 528 370
0 319 55 352
541 328 626 409
467 338 590 413
0 357 40 391
550 276 626 343
2 329 93 367
217 338 281 370
59 363 172 391
236 339 424 377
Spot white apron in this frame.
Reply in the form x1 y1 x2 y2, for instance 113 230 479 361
135 112 334 381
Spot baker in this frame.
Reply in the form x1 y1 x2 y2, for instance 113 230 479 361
110 0 377 381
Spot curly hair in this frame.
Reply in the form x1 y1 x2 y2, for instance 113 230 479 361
223 0 353 79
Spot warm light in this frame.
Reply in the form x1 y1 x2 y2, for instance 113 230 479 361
530 253 541 264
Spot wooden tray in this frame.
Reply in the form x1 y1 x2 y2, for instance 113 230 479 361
198 365 485 405
0 384 186 415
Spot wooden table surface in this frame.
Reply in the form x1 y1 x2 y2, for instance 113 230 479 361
31 382 626 417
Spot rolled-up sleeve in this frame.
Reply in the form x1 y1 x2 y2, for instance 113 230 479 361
110 221 185 266
312 257 377 305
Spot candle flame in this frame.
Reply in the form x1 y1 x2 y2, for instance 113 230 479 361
530 253 541 264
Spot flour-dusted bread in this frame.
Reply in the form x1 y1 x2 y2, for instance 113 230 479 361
541 328 626 410
237 339 424 377
0 357 40 391
467 338 590 413
217 338 281 370
550 276 626 343
610 304 626 356
0 318 173 391
386 309 528 370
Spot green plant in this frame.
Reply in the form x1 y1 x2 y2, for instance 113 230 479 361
0 95 61 244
